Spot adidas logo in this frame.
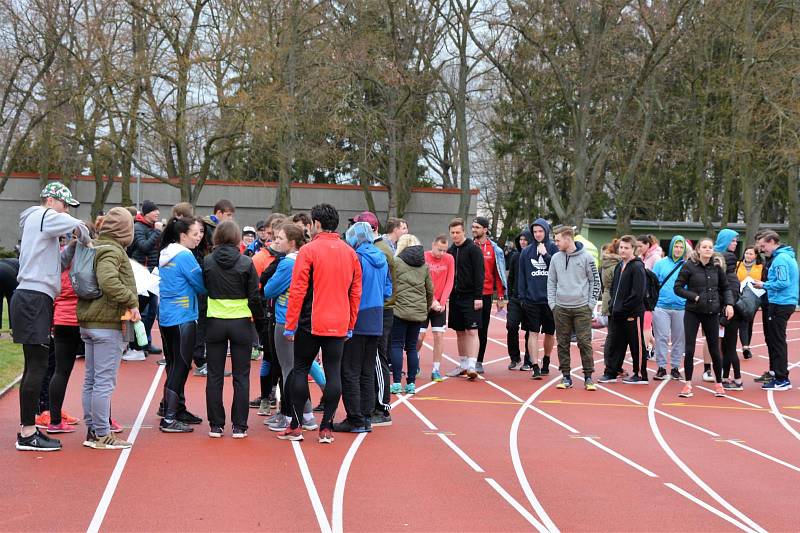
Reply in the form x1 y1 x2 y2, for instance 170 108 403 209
530 256 549 277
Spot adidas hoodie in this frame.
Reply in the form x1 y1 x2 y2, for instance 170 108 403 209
518 218 558 305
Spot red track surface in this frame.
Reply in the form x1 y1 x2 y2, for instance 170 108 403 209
2 313 799 532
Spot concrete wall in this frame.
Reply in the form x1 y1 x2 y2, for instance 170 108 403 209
0 176 477 250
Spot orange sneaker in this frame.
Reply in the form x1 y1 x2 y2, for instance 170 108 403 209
714 383 725 397
109 419 124 433
678 384 693 398
61 410 80 425
35 411 51 428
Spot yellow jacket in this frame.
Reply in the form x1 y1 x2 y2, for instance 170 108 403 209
736 261 763 282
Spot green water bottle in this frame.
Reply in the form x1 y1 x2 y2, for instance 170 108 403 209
133 320 148 347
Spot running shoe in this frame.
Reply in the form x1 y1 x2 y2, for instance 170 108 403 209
646 348 655 361
446 367 468 378
584 377 597 391
258 398 272 416
508 360 520 370
531 364 542 380
431 369 443 382
742 348 752 360
702 371 714 382
475 362 485 375
193 363 208 377
466 368 478 381
541 356 551 375
762 379 792 391
46 421 75 434
754 371 774 383
251 346 262 360
61 410 80 425
556 375 573 389
90 434 132 450
249 396 262 408
723 381 743 391
520 363 533 372
313 401 325 412
654 368 668 380
232 427 248 439
277 427 303 441
267 415 290 432
390 383 402 394
83 429 98 448
145 344 162 355
333 419 367 433
318 428 334 444
122 349 146 361
157 405 165 417
208 426 224 438
34 411 51 429
714 383 725 397
670 368 682 380
157 358 166 365
176 410 202 425
16 430 61 452
370 412 392 427
302 418 319 431
622 375 648 385
404 383 416 395
598 374 617 383
160 419 194 433
678 384 693 398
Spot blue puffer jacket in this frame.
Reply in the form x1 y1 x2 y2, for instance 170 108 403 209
654 235 687 310
518 218 558 304
764 245 799 306
263 252 297 325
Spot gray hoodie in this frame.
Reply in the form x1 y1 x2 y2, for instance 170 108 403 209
547 241 600 310
17 205 90 298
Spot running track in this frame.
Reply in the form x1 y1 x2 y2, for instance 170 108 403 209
2 313 800 532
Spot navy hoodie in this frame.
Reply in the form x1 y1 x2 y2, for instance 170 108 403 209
507 229 533 301
518 218 558 304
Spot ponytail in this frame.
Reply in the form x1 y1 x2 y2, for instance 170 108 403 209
160 216 200 250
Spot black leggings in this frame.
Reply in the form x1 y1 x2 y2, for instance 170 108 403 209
477 294 493 363
738 316 754 347
161 321 197 421
48 326 83 425
19 343 50 427
205 318 252 430
290 329 343 430
684 311 722 383
722 316 741 380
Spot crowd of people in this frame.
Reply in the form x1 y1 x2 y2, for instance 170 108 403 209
8 182 799 452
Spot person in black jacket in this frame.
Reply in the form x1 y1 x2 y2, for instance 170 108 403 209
505 230 532 370
714 229 744 390
202 221 266 438
674 238 734 398
445 218 484 380
130 200 163 355
601 236 648 384
0 258 19 331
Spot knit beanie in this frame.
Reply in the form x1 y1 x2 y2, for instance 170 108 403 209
141 200 159 216
100 207 135 248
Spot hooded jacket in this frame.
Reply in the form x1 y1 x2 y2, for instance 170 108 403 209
16 205 90 299
642 244 664 270
763 245 799 306
77 207 138 329
673 252 733 315
284 231 362 337
374 237 397 308
506 229 533 301
158 243 206 327
653 235 688 310
54 244 78 327
263 252 298 325
518 219 558 305
448 238 484 301
547 241 601 310
393 245 434 323
131 213 161 269
202 244 264 326
476 237 507 298
346 222 391 335
713 229 739 254
600 252 621 316
610 256 646 318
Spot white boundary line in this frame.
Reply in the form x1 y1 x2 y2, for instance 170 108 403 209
293 441 333 533
87 364 164 533
767 391 800 444
664 483 760 531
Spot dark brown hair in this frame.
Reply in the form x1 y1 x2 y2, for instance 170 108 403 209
213 199 235 216
213 220 241 247
449 218 465 230
554 226 574 239
434 233 448 244
278 222 307 250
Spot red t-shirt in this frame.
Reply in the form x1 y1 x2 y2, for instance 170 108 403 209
424 251 455 304
478 239 504 298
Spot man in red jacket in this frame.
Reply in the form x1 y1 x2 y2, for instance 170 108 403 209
279 204 362 444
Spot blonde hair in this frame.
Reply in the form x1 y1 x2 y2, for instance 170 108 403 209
396 234 421 256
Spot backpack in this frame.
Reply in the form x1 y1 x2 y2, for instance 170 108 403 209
643 269 661 312
70 242 108 299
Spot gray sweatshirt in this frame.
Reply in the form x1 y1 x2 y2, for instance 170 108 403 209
547 242 600 310
17 206 90 298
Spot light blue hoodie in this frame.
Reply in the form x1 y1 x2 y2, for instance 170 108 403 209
764 245 799 306
158 243 206 327
714 228 739 253
653 235 687 310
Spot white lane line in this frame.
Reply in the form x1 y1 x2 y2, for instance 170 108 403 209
767 391 800 444
647 379 766 533
664 483 758 532
581 437 658 478
87 364 164 533
725 440 800 474
293 441 333 533
485 478 549 532
437 433 485 473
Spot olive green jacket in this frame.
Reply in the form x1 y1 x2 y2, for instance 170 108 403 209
77 236 139 330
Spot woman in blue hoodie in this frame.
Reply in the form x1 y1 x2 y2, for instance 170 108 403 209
651 235 687 381
158 216 206 433
333 222 391 433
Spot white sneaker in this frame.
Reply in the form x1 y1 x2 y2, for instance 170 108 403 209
122 349 146 361
702 371 714 382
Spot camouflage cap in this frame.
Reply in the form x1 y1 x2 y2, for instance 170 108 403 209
40 182 79 207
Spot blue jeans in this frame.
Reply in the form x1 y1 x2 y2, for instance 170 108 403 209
390 317 422 384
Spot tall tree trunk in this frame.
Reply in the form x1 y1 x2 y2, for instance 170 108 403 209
788 166 800 254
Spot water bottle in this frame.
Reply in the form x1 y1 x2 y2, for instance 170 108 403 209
133 320 148 347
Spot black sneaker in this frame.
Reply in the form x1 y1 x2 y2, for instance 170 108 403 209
156 405 165 418
332 419 368 433
176 411 202 425
371 412 392 427
313 401 325 413
654 367 668 380
541 356 550 375
146 344 163 355
646 348 655 361
622 375 649 385
670 368 682 380
83 429 98 448
754 371 773 383
159 419 194 433
520 363 533 371
249 396 262 408
743 348 752 360
531 364 542 380
508 359 520 370
723 380 744 391
598 374 617 383
16 429 61 452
